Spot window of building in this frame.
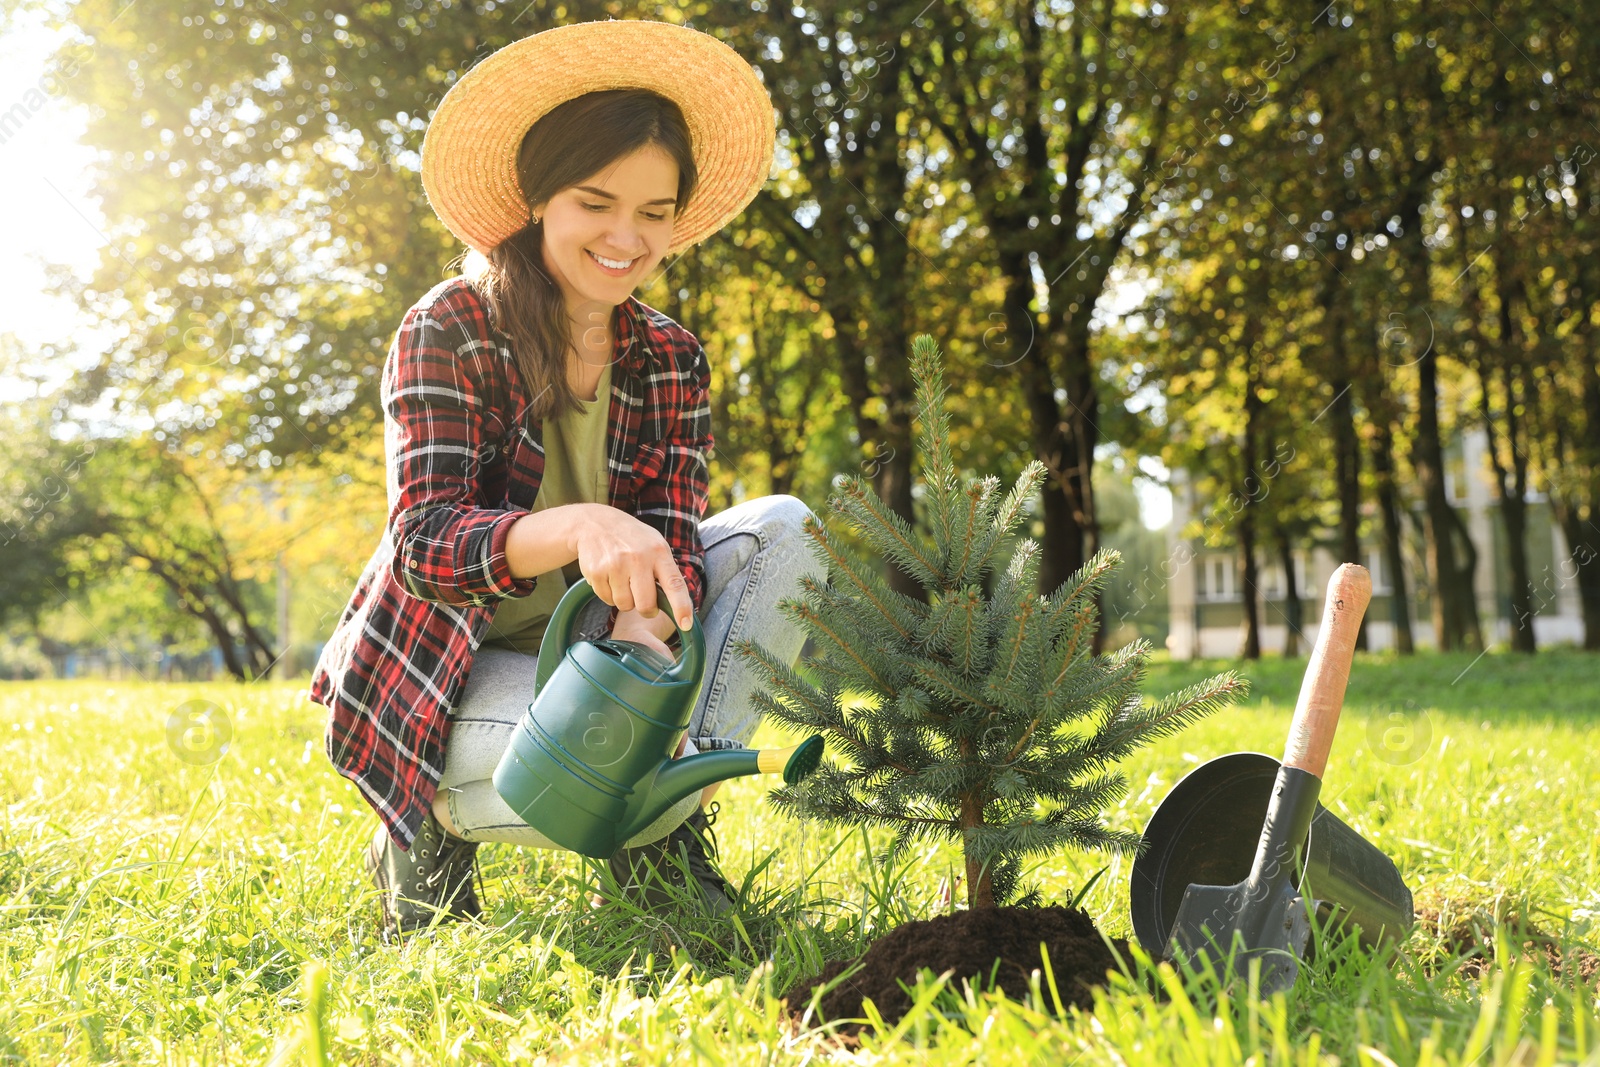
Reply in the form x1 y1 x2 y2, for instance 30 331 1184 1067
1200 555 1235 601
1366 547 1390 592
1262 562 1282 598
1445 450 1469 504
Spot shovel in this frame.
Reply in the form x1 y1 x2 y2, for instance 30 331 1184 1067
1165 562 1373 996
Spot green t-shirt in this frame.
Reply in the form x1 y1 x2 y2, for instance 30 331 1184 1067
481 361 612 656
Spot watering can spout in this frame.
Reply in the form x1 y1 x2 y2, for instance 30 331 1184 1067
629 736 826 842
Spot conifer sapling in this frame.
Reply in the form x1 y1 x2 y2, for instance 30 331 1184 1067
733 335 1249 910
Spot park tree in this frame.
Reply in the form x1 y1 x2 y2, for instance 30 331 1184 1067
901 0 1211 605
735 335 1246 909
1428 7 1594 653
1135 168 1335 661
0 408 379 679
1525 204 1600 649
1326 0 1489 653
711 2 926 598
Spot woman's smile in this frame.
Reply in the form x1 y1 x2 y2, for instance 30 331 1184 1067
587 249 640 275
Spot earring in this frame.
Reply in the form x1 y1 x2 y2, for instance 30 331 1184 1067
531 213 542 224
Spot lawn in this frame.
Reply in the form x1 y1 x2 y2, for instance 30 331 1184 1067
1 648 1597 1064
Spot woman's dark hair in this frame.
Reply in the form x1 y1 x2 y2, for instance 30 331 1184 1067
459 89 698 422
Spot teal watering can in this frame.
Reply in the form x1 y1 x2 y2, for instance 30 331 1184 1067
491 577 825 858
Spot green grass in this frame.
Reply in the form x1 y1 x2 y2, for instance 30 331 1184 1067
2 648 1598 1064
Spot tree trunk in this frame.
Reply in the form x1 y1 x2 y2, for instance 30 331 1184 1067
856 46 926 606
1412 360 1464 653
1239 531 1261 660
211 574 278 677
1570 271 1600 647
1458 234 1538 653
1368 392 1415 654
1238 362 1263 660
1013 271 1098 604
1550 301 1600 649
959 776 995 910
1330 376 1367 650
1477 280 1536 651
1559 511 1600 650
1486 414 1535 652
1578 307 1600 648
137 553 252 680
1399 196 1482 651
1278 528 1302 658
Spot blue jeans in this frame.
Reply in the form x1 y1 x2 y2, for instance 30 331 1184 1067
436 494 823 848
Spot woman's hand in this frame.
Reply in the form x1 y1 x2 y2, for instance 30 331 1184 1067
608 609 677 663
566 504 695 631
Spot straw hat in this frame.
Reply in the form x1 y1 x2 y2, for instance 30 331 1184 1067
420 19 776 258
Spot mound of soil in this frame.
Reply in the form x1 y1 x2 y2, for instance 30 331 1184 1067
782 905 1130 1033
1416 903 1600 985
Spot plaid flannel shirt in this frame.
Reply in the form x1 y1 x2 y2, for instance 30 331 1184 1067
306 276 713 850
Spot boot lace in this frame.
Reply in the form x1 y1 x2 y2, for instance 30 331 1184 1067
677 802 730 898
424 834 481 905
694 801 721 857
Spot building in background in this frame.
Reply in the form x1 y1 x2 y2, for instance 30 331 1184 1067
1165 427 1586 658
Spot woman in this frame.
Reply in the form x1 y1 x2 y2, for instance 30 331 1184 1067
307 20 822 940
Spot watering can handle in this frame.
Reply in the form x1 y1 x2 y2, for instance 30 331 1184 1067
1282 562 1372 779
534 576 705 694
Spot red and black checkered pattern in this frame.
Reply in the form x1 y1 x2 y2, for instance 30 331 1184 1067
307 276 712 850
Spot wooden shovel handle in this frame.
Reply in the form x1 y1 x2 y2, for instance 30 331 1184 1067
1282 562 1372 778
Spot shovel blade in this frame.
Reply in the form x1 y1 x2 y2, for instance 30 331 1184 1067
1170 881 1312 997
